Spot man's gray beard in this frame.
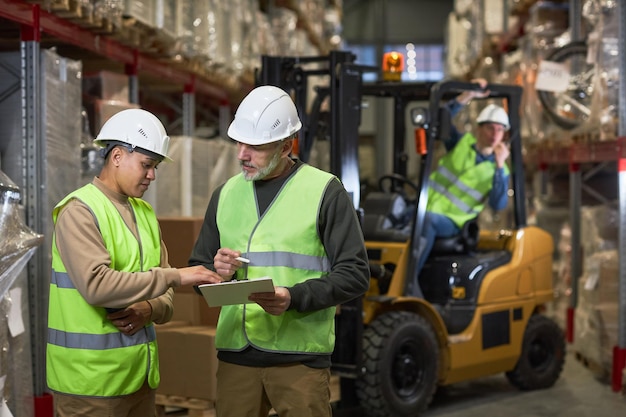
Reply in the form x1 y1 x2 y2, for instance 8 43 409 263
242 149 282 181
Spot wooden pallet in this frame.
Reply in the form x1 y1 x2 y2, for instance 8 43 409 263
46 0 115 33
574 351 610 383
155 394 215 417
111 17 177 57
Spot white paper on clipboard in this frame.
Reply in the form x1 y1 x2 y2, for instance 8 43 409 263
198 277 274 307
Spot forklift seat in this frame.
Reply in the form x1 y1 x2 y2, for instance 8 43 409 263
360 192 412 242
430 218 479 256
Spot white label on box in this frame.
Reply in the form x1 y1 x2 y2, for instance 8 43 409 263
535 60 571 93
8 288 25 337
0 401 13 417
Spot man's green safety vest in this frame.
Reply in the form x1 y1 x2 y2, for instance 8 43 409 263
47 184 161 397
215 164 336 354
428 133 509 227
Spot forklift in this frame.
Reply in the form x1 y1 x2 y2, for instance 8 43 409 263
257 51 565 417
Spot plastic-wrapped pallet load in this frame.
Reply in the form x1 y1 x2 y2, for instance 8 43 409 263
0 48 82 416
122 0 156 28
574 250 619 382
150 136 239 217
0 171 44 305
0 170 44 417
573 203 620 381
0 47 83 278
178 0 210 59
155 0 180 41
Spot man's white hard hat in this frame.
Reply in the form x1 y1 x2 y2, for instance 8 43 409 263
227 85 302 145
94 108 172 161
476 104 510 131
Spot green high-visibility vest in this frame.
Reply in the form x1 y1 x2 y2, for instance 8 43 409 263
47 184 161 397
428 133 509 227
215 164 336 354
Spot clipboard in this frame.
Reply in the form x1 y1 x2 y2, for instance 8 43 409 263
198 277 274 307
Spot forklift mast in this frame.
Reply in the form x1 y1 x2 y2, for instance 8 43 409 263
256 51 376 209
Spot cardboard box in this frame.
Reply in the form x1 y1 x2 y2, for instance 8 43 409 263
82 70 130 102
155 325 218 401
155 325 193 397
184 327 218 400
172 291 220 326
158 217 205 271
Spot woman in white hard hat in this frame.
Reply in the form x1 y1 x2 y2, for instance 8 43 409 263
47 108 223 417
189 85 370 417
413 79 511 293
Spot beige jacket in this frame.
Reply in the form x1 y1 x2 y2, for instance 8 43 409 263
54 177 176 322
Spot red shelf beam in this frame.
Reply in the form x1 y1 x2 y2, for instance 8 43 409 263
0 0 229 101
535 137 626 165
571 137 626 163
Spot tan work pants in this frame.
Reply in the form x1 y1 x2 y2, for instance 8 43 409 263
216 361 332 417
53 378 155 417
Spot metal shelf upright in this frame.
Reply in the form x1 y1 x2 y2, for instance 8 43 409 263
535 0 626 393
614 0 626 394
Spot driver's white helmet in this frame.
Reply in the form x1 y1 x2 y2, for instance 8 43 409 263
227 85 302 145
476 104 510 131
94 108 172 161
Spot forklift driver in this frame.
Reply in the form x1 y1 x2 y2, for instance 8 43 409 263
415 78 511 286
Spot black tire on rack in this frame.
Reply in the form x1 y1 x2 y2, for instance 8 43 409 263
355 311 439 417
537 41 593 130
505 314 566 390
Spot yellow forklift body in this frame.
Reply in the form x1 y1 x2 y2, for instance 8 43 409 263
443 299 537 384
476 226 555 306
363 224 556 387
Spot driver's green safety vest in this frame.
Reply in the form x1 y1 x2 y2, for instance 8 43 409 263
215 164 336 354
427 133 509 227
47 184 161 397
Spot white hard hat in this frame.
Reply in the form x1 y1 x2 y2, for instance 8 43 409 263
476 104 510 131
227 85 302 145
94 108 172 161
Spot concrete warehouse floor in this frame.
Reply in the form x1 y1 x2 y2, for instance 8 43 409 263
166 347 625 416
334 347 625 417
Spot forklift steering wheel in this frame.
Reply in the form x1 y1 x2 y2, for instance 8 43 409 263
378 174 419 202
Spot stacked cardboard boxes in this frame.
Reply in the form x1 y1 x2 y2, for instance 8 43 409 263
156 290 221 400
156 217 220 401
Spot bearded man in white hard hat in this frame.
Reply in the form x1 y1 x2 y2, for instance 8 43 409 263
47 108 222 416
189 85 369 417
414 79 511 286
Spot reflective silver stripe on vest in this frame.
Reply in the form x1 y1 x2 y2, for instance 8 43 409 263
246 251 330 272
51 270 75 288
435 166 484 202
48 326 156 350
429 181 478 215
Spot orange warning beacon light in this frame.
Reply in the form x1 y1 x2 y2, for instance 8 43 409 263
382 51 404 81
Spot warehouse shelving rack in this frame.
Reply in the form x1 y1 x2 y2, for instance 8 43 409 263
528 0 626 393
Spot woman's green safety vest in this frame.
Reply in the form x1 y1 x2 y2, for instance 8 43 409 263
428 133 509 227
216 164 336 354
47 184 161 397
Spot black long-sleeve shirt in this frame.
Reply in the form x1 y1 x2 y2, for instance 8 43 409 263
189 159 370 368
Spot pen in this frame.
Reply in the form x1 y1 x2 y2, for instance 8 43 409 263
235 256 250 264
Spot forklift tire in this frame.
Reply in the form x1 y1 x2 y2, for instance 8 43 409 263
355 311 438 417
505 314 565 390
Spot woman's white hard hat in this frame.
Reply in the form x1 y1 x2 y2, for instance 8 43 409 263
94 108 172 161
227 85 302 145
476 104 510 131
